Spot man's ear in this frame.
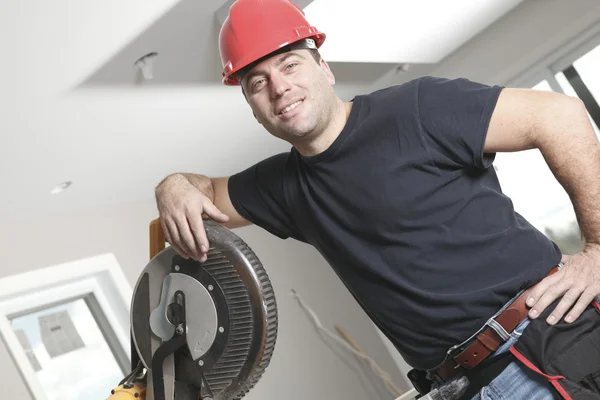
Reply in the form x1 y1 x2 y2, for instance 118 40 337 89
320 59 335 86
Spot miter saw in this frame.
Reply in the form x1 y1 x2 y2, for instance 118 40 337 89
106 218 278 400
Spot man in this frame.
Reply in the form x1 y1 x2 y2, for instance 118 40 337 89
155 0 600 398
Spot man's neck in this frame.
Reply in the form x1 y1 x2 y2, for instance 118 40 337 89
294 99 353 157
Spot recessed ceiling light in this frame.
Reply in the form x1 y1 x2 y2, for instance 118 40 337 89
51 181 73 194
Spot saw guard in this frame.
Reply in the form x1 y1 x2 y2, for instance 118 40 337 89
129 218 278 400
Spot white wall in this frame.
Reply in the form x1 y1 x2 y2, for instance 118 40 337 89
0 201 410 399
1 82 367 223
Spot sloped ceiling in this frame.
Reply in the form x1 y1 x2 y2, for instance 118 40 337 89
2 0 182 97
304 0 526 64
80 0 525 88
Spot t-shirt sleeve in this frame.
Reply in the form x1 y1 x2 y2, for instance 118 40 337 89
228 152 305 241
417 76 504 170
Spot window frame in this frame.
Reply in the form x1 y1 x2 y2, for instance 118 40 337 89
506 21 600 91
0 253 132 400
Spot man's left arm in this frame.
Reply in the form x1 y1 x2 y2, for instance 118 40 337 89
484 87 600 325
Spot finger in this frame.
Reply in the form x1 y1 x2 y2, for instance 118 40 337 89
526 270 566 307
161 218 177 253
165 218 191 259
544 287 582 325
160 218 171 245
187 214 209 262
161 217 179 254
202 200 230 223
175 216 201 260
528 281 568 319
166 221 191 259
564 289 598 323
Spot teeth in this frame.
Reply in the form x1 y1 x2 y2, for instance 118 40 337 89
280 100 302 115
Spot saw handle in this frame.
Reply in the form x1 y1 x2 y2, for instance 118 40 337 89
150 218 166 259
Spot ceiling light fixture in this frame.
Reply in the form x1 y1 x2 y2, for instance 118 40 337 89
134 52 159 80
51 181 73 194
395 64 410 74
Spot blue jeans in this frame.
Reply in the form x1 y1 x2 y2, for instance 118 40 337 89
470 319 557 400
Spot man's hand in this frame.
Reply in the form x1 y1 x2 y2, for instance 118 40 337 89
155 174 230 262
526 244 600 324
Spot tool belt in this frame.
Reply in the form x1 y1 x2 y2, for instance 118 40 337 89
409 264 600 400
510 297 600 400
428 266 560 383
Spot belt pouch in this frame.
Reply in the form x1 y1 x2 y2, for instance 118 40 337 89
510 299 600 399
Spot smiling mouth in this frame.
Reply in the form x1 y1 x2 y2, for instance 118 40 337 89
279 100 303 115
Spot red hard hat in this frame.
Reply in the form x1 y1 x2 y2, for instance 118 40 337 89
218 0 326 86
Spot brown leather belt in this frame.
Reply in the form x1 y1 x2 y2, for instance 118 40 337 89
430 266 560 382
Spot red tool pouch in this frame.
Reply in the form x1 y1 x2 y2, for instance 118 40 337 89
509 299 600 400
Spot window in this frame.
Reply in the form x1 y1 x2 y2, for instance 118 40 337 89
567 42 600 107
512 33 600 137
531 80 553 92
498 29 600 254
0 253 132 400
554 43 600 137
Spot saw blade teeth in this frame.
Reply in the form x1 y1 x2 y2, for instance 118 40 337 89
133 221 278 400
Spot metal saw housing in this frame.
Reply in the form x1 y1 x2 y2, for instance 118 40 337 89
131 220 278 400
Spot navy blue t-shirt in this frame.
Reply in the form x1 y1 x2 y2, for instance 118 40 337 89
228 76 562 370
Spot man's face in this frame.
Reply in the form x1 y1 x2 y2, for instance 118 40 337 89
240 49 336 143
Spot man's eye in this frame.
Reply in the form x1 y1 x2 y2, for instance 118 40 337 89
286 63 298 70
252 79 266 90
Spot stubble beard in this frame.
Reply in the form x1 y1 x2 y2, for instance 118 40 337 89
274 96 333 146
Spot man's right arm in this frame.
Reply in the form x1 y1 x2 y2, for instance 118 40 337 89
155 173 252 262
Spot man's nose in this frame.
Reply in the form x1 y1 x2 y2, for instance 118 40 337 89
270 72 292 98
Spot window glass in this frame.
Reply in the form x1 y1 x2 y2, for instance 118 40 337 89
555 72 579 98
532 80 553 92
572 43 600 104
11 297 124 400
555 71 600 137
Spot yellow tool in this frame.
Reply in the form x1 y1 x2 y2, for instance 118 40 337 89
107 383 147 400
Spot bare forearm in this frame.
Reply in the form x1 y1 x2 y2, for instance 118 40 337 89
156 173 215 202
535 98 600 247
486 89 600 323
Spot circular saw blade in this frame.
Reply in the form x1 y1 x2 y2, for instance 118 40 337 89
131 220 278 400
